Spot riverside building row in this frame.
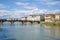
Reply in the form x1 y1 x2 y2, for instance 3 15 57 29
20 14 60 22
45 14 60 22
6 14 60 23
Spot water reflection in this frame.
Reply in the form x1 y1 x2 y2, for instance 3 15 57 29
44 26 60 40
0 22 60 40
0 28 16 40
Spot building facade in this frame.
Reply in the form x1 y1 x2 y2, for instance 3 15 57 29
55 14 60 21
55 14 60 23
45 14 55 22
27 15 44 21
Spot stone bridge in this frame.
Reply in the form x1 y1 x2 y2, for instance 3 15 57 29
0 19 40 24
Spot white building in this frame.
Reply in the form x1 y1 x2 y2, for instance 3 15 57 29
27 15 36 21
27 15 44 21
20 17 26 21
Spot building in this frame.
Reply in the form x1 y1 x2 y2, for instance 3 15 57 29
54 14 60 22
34 15 45 21
27 15 45 21
20 17 26 21
55 14 60 21
45 14 55 22
27 15 36 21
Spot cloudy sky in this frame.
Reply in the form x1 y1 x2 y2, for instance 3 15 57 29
0 0 60 18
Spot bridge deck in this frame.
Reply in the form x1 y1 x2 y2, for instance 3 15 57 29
0 19 40 24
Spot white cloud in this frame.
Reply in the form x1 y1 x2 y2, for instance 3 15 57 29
22 6 36 9
52 10 60 13
0 4 6 8
0 10 12 16
0 8 60 18
46 9 60 14
0 10 32 18
34 0 60 6
0 4 4 6
0 4 9 9
15 2 36 9
46 1 60 6
15 2 29 6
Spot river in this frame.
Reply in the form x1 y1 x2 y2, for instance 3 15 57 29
0 22 60 40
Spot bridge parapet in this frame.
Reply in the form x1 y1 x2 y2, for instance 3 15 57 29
7 18 18 21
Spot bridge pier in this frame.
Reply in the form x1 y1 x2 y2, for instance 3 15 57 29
0 21 3 24
37 21 40 24
10 22 14 24
21 21 24 24
30 21 33 24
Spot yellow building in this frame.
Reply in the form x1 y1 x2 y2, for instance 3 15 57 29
45 14 55 22
55 14 60 21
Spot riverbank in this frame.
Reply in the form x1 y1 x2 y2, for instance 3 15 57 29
42 22 60 27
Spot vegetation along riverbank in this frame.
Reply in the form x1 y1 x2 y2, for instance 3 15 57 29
42 22 60 27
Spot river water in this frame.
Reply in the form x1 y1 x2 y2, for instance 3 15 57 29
0 22 60 40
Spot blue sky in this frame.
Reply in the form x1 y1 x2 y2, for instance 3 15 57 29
0 0 60 18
